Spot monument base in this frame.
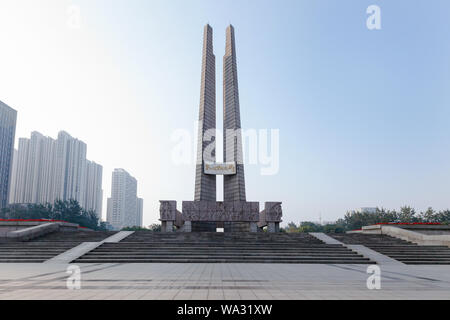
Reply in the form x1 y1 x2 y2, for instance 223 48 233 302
192 222 217 232
159 200 282 233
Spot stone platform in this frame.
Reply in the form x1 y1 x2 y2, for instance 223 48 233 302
159 201 282 233
2 263 450 300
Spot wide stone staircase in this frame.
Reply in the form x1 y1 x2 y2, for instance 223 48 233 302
74 232 373 264
330 233 450 265
0 231 116 263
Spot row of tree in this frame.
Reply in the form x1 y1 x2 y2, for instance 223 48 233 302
0 199 163 232
3 201 449 234
284 207 450 233
121 224 161 232
0 199 108 231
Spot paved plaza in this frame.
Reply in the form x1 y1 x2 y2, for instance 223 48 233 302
0 263 449 300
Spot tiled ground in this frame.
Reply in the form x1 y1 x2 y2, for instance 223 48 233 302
0 263 449 300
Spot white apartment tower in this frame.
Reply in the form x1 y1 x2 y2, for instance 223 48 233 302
83 160 103 219
9 131 103 217
107 169 143 230
55 131 87 204
10 132 58 204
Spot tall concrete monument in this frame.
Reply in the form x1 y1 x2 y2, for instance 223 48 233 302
160 25 282 233
195 24 216 202
223 25 246 202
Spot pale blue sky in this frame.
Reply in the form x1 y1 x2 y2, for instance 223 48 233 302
1 0 449 225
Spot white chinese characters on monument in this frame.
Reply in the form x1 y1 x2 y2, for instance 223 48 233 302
204 162 236 176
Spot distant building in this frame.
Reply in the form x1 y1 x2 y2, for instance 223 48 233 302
136 197 144 228
10 132 58 204
55 131 87 204
83 160 103 219
0 100 17 209
8 149 18 204
106 169 143 230
9 131 103 217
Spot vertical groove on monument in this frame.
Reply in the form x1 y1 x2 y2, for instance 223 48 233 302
223 25 246 202
194 24 216 202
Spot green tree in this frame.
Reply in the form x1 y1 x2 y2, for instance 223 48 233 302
122 224 161 232
0 199 105 231
285 222 299 233
148 223 161 232
420 207 437 223
397 206 419 223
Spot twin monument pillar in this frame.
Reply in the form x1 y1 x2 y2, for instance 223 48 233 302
160 25 282 233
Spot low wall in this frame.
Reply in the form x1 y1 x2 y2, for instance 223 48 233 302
359 224 450 247
0 221 55 236
6 223 59 241
0 221 80 242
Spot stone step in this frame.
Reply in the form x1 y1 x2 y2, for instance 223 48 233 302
329 233 450 265
401 261 450 265
71 232 374 264
0 255 60 258
82 252 363 258
88 245 359 250
388 257 450 261
0 259 47 263
95 245 348 249
74 258 373 264
0 232 377 264
0 248 75 251
0 251 69 255
91 249 355 254
379 253 450 257
366 246 449 249
31 231 117 242
0 230 118 263
0 243 82 246
373 251 450 255
78 253 368 259
374 248 450 252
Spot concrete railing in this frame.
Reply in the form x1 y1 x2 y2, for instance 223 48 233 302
1 221 80 242
359 225 450 247
6 223 59 241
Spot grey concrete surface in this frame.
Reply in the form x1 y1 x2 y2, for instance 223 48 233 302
0 263 449 300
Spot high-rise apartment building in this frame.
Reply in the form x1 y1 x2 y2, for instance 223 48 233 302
83 160 103 219
106 169 143 230
0 100 17 209
9 131 103 217
55 131 87 204
10 132 57 204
